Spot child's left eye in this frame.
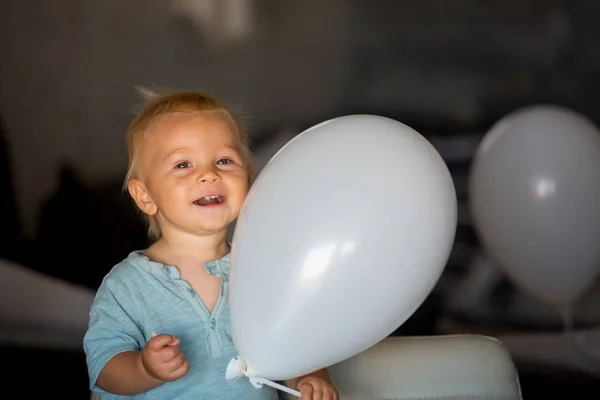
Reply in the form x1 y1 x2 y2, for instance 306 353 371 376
175 162 192 169
216 158 232 165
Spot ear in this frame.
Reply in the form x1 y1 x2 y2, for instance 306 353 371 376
128 179 158 216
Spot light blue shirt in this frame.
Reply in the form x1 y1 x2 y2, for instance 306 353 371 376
84 251 279 400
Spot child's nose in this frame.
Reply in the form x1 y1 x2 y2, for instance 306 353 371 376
198 167 220 183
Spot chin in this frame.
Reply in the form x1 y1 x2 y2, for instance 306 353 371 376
195 221 231 235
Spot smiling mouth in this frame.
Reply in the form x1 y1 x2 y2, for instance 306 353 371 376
194 195 225 206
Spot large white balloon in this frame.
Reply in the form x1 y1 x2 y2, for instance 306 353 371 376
229 115 457 380
469 105 600 305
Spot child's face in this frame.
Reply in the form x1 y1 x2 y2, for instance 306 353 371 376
131 111 249 237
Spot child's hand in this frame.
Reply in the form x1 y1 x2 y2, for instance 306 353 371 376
297 376 339 400
141 334 189 382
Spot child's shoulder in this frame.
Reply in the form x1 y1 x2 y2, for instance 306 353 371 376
96 251 153 295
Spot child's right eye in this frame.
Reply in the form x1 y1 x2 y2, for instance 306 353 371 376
175 162 192 169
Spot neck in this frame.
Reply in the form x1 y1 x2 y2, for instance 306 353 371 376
149 228 230 265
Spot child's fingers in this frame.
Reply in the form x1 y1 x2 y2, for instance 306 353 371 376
298 380 337 400
172 358 189 379
162 354 189 381
299 382 316 400
147 334 177 351
322 387 338 400
157 343 181 362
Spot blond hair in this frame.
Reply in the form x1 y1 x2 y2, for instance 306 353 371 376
124 89 253 240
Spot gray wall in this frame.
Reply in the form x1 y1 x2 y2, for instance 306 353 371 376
1 0 599 236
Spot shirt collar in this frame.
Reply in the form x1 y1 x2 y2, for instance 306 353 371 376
128 250 230 278
203 253 230 278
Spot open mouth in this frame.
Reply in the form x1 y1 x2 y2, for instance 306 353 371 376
193 195 225 206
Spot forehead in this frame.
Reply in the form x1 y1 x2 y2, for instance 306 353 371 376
140 111 237 151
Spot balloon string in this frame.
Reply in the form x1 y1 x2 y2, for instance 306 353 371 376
249 377 301 398
559 305 600 372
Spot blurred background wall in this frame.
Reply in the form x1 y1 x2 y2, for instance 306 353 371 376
2 0 600 239
2 0 600 397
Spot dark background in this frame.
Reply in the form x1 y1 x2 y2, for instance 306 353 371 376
1 1 600 398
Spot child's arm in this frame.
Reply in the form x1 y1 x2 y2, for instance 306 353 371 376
84 283 186 395
96 333 188 394
96 351 161 395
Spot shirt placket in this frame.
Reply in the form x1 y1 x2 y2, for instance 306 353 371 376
163 264 227 359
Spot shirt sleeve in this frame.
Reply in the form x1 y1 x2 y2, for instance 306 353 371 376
83 281 144 391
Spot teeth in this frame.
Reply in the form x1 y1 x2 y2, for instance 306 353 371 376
204 195 219 200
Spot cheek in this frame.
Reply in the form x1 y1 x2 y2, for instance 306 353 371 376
151 177 189 202
227 170 249 192
231 180 248 197
240 178 249 194
228 179 248 206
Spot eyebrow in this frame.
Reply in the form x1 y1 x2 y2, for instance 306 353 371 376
161 144 241 163
162 147 189 163
224 144 241 153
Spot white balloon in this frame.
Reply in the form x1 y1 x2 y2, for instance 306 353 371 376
230 115 457 380
469 105 600 305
